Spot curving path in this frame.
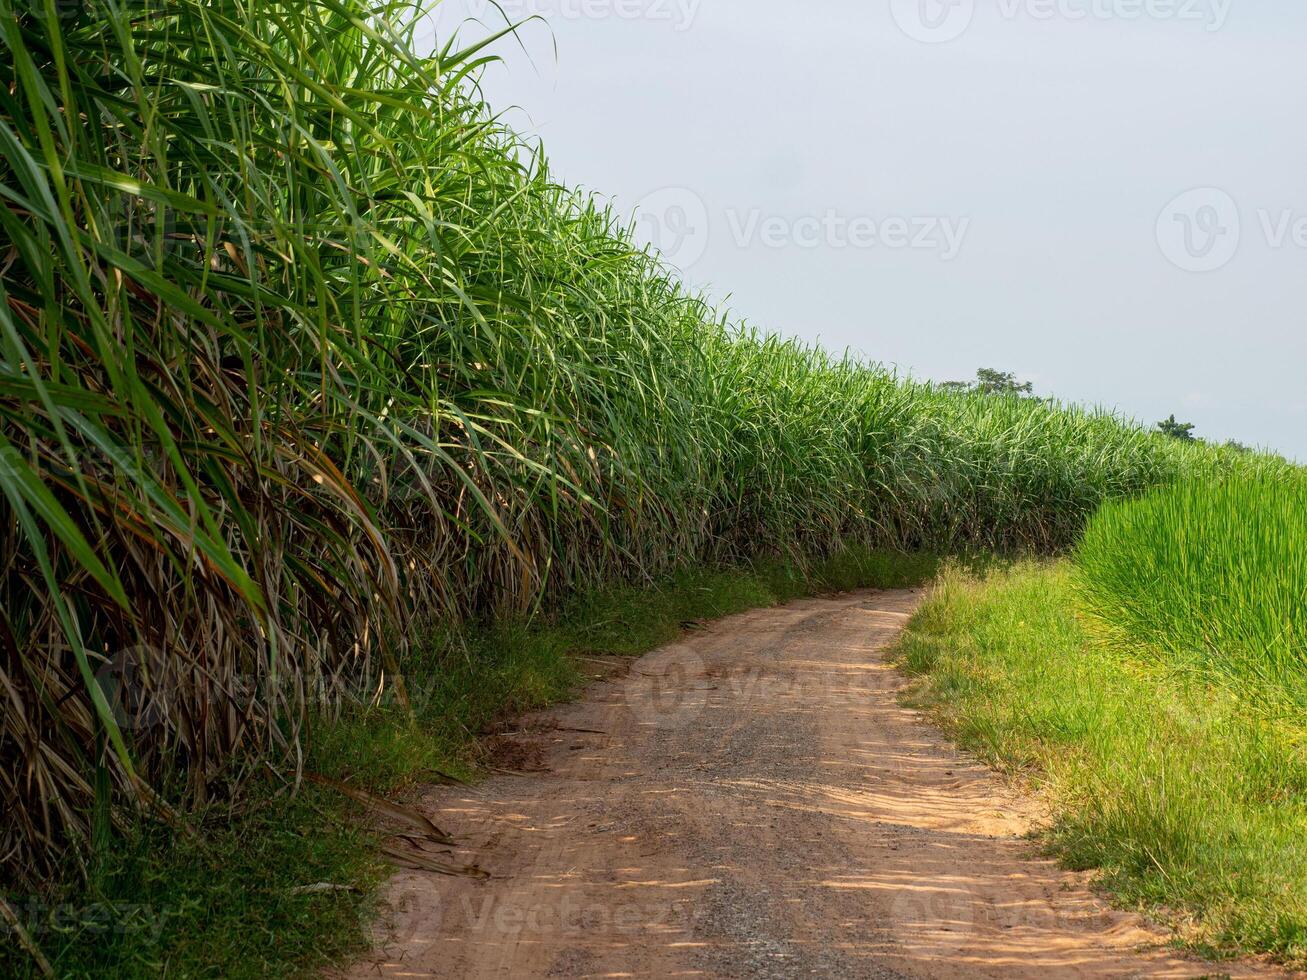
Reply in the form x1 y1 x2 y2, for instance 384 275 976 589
345 589 1284 979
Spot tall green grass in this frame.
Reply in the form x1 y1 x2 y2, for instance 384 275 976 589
903 472 1307 961
894 562 1307 962
1076 469 1307 706
0 0 1195 884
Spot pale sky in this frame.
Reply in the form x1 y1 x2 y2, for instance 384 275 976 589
417 1 1307 458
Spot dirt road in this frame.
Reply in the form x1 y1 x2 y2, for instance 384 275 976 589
346 589 1277 979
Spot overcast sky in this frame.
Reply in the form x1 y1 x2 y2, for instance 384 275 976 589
417 1 1306 458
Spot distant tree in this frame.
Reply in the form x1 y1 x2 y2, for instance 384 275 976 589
974 368 1034 396
944 369 1035 397
1157 415 1197 442
1222 439 1253 454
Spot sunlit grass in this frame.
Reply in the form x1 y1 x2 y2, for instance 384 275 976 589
1076 473 1307 707
894 562 1307 963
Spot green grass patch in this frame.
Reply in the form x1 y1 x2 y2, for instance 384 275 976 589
894 561 1307 964
1076 473 1307 708
2 547 932 979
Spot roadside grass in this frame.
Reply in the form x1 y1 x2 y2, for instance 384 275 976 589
1076 473 1307 709
1 547 932 979
893 561 1307 964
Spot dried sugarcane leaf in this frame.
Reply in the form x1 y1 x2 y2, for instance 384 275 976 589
378 840 490 879
305 773 455 845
